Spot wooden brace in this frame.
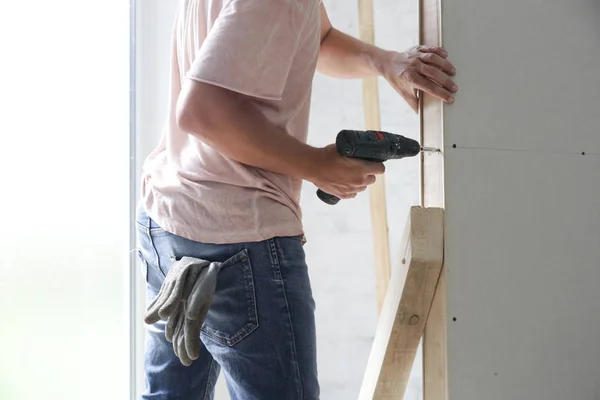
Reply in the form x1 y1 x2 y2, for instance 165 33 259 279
359 206 444 400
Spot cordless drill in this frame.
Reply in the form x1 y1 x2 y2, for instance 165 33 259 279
316 129 439 205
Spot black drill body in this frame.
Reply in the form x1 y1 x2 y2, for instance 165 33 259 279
317 129 423 205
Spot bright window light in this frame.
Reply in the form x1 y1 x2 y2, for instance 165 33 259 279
0 1 131 399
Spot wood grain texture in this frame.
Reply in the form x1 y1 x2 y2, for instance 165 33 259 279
359 207 444 400
419 0 448 399
358 0 392 314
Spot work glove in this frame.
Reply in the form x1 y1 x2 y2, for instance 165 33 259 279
145 256 222 366
144 257 211 325
165 301 205 366
170 261 222 365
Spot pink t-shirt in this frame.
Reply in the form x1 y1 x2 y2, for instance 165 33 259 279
141 0 321 244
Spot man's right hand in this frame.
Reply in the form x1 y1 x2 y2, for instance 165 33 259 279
308 144 385 200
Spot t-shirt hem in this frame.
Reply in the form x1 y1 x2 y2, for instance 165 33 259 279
145 206 304 245
185 76 283 102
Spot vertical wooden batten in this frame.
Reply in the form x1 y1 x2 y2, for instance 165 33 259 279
357 0 392 314
419 0 448 398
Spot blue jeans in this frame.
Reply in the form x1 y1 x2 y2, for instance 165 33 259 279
136 203 320 399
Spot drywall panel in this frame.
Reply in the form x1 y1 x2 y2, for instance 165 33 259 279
441 0 600 155
442 1 600 399
445 150 600 400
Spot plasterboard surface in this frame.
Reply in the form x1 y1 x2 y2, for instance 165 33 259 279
444 149 600 400
442 0 600 398
441 0 600 155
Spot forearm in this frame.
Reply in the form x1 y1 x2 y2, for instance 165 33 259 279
176 81 321 181
317 28 389 79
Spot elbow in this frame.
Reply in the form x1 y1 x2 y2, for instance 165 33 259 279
320 26 333 45
176 89 205 135
175 81 218 137
176 80 242 139
175 103 199 135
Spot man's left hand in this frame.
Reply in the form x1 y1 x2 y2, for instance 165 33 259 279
379 45 458 113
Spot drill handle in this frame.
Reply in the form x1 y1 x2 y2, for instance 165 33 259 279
316 189 341 205
315 130 374 205
316 129 419 205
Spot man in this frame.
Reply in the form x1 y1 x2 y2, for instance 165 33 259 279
136 0 457 398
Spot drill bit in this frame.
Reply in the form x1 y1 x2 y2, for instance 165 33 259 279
421 146 441 153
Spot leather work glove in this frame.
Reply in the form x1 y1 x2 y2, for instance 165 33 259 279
144 257 211 325
169 261 222 366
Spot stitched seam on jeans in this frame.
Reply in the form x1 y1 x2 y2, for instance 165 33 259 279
203 359 216 400
134 220 149 230
147 231 166 278
202 321 258 346
242 254 258 323
268 239 283 281
274 238 304 399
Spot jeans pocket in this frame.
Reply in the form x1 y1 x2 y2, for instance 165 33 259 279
136 222 167 290
201 249 259 347
137 250 149 282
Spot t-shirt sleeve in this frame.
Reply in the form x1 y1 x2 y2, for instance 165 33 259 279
186 0 309 101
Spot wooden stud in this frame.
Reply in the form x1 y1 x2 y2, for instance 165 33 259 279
358 0 392 314
358 207 444 400
419 0 448 398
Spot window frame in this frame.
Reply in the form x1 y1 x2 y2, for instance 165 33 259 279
130 1 180 397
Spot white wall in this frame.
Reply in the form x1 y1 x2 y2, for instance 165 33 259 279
442 1 600 399
135 0 422 398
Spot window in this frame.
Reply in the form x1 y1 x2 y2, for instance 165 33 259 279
0 1 131 398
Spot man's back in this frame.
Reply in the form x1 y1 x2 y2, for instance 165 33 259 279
141 0 322 244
